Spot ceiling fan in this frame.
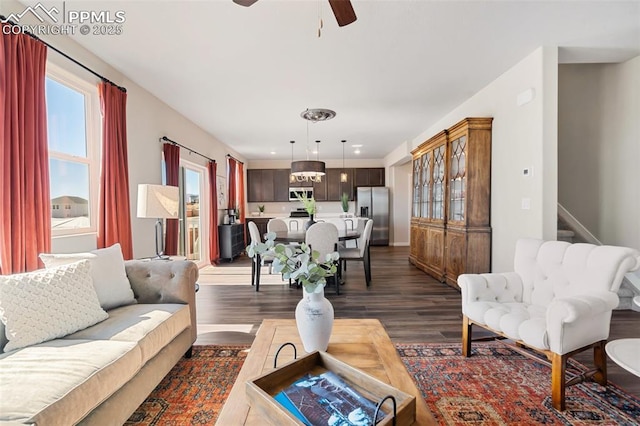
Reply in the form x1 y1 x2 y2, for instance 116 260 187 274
232 0 357 27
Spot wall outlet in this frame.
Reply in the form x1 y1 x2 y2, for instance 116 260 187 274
522 167 533 177
521 198 531 210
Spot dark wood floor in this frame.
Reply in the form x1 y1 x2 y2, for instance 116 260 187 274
194 246 640 397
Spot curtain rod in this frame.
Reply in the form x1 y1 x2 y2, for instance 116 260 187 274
160 136 215 163
1 17 126 93
226 154 244 165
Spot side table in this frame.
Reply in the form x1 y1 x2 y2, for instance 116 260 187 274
606 338 640 377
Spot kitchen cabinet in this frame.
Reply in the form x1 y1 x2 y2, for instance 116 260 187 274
274 169 290 201
247 169 290 202
313 175 328 201
355 168 385 187
247 167 380 202
409 117 492 289
326 168 354 201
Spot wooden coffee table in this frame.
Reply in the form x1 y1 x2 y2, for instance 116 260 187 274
216 318 435 425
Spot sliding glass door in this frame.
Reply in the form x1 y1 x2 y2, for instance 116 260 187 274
178 161 209 266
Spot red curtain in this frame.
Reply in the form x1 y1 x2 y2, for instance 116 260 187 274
97 83 133 259
208 161 220 264
0 27 51 274
163 143 180 255
227 157 237 210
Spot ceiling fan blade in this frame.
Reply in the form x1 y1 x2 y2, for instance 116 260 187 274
233 0 259 7
328 0 357 27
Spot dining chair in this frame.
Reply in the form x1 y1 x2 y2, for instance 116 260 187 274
338 219 373 286
267 218 288 233
247 221 274 292
344 217 367 249
305 222 341 294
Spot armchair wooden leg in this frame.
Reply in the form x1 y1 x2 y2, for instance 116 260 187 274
593 340 607 385
462 315 472 357
185 346 193 358
551 352 567 411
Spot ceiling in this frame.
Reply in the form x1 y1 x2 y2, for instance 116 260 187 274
34 1 640 161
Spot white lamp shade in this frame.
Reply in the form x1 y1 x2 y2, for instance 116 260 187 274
137 184 179 219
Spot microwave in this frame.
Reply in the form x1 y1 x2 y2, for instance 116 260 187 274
289 187 313 201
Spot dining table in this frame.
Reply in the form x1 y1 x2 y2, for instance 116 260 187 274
269 229 360 243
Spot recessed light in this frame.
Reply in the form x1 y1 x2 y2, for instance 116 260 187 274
354 149 361 154
270 151 276 155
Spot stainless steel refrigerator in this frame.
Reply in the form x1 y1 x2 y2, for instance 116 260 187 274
356 187 389 246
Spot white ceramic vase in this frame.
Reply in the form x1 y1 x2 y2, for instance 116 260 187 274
295 285 334 352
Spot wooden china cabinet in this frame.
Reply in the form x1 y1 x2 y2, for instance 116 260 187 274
409 117 492 289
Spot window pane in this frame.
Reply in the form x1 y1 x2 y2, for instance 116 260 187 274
50 158 90 230
46 78 87 157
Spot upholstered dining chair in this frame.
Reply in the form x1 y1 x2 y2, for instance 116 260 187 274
459 238 640 411
337 219 373 286
267 218 288 233
305 222 341 294
247 221 275 292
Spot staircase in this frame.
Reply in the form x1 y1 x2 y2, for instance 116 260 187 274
557 204 639 310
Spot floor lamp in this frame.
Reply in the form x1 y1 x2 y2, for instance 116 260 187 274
137 184 179 259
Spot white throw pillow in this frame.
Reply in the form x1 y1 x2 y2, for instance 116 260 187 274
39 243 136 310
0 260 109 352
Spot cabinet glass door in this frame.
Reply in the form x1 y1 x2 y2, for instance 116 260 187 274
449 136 467 222
412 157 422 217
432 145 445 220
421 151 432 218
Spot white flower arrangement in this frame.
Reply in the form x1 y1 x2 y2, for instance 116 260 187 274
247 232 339 292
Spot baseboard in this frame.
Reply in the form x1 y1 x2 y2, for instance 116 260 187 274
390 242 410 247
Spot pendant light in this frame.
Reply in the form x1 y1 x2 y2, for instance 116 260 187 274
340 139 348 182
289 140 297 183
290 108 334 183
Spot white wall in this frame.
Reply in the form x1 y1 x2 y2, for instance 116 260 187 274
389 47 559 272
2 0 246 258
558 57 640 250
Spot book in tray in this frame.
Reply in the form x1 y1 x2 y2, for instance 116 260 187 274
274 371 385 426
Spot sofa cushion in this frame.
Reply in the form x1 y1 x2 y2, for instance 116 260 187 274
466 300 548 349
0 260 108 352
39 243 136 310
63 303 190 364
0 339 141 425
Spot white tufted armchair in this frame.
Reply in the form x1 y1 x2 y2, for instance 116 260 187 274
459 238 640 411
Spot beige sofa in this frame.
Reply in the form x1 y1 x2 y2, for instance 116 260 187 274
0 259 199 425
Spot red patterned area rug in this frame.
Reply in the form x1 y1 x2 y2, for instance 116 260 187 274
397 342 640 425
126 343 639 425
125 346 248 425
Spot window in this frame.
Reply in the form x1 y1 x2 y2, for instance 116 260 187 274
45 64 100 236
